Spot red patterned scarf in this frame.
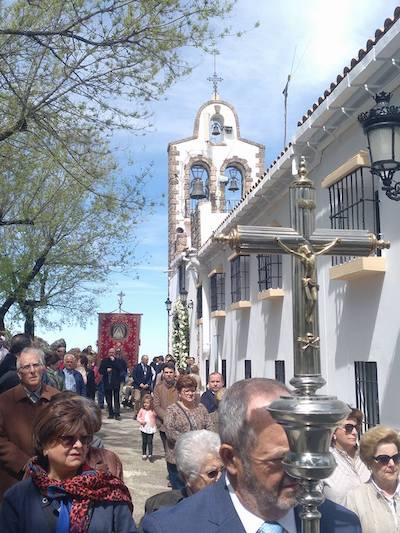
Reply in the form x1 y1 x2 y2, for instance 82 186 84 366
28 459 133 533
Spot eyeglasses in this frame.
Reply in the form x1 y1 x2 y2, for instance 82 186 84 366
340 424 359 434
201 466 224 480
57 435 93 447
19 363 43 372
373 453 400 465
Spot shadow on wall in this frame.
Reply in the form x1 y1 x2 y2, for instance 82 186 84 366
260 299 284 378
235 309 250 366
331 275 384 369
380 330 400 427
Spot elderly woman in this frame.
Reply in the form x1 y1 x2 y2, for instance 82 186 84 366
164 375 212 489
0 395 136 532
323 407 369 505
144 430 223 515
346 425 400 533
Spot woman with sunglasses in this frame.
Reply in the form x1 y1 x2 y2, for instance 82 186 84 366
346 425 400 533
323 407 369 505
0 395 136 532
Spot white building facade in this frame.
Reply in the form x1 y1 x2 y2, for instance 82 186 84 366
168 8 400 429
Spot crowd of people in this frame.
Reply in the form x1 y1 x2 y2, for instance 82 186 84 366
0 333 398 532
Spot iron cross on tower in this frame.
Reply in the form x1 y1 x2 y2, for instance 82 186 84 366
215 156 389 533
207 50 223 100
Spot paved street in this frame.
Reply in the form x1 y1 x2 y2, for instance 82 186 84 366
98 406 169 524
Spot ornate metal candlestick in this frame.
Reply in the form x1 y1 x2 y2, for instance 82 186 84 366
215 157 389 532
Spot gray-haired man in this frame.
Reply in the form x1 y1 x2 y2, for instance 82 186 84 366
143 378 362 533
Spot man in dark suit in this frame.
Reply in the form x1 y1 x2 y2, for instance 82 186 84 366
132 355 152 417
142 378 361 533
99 347 125 420
200 371 224 413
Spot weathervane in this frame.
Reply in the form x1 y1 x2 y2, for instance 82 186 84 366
207 50 223 100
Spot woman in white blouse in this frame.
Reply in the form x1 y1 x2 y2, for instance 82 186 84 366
323 407 369 505
346 425 400 533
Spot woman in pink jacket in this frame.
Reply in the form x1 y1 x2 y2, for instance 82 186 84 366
137 394 157 461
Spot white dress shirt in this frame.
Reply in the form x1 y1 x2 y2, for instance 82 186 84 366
226 475 297 533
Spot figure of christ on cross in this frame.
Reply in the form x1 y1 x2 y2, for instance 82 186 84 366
276 238 340 331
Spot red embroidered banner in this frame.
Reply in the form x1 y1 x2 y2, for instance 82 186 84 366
97 313 141 368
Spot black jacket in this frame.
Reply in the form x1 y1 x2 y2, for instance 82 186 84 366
0 353 19 394
99 357 125 390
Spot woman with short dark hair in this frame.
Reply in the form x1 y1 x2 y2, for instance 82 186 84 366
0 396 136 532
164 375 212 490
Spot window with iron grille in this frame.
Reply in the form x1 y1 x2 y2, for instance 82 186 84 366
210 273 225 311
257 254 282 291
244 360 252 379
178 264 186 294
328 167 381 265
230 255 250 303
354 361 380 433
275 360 286 384
196 286 203 319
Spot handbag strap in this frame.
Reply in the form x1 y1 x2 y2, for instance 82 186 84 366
176 402 197 430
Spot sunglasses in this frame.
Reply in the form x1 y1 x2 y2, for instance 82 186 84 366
340 424 359 434
58 434 92 447
373 453 400 465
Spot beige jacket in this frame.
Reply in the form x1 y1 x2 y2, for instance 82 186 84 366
346 480 400 533
153 381 178 432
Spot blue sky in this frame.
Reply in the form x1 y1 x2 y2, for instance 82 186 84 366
36 0 400 354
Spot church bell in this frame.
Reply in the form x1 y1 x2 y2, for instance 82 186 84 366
227 176 239 192
190 178 207 199
211 122 221 136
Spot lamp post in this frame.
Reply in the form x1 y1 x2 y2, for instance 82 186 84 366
358 91 400 200
165 297 172 354
180 288 188 304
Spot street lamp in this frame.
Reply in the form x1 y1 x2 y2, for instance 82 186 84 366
164 297 172 314
180 289 188 304
165 297 172 353
358 92 400 200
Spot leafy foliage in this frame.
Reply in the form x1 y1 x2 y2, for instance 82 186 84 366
0 0 235 143
0 128 147 330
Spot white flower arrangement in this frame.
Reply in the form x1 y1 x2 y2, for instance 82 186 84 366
172 299 189 369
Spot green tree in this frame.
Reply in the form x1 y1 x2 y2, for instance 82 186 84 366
0 0 235 143
0 129 146 334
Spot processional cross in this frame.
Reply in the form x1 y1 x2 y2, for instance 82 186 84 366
215 157 389 533
117 291 125 313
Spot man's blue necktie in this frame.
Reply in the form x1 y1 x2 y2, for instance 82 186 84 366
257 522 283 533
